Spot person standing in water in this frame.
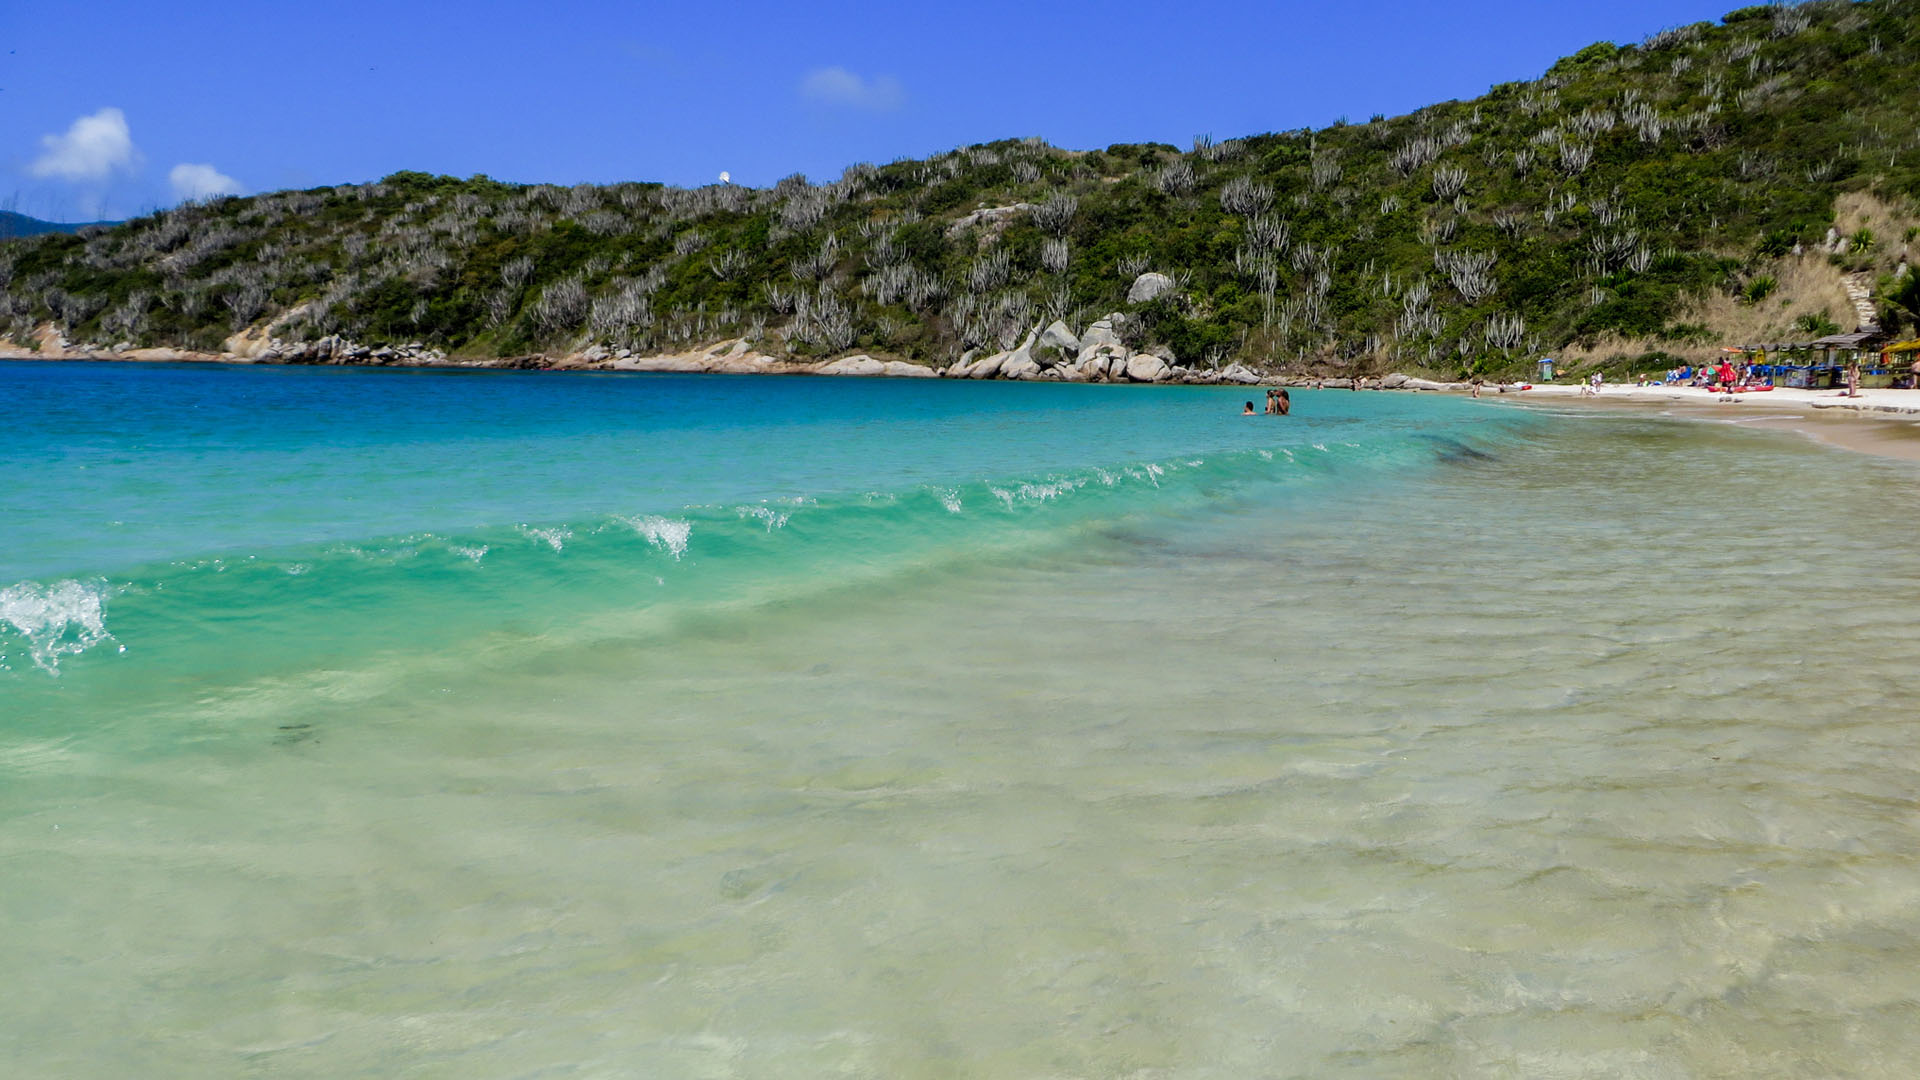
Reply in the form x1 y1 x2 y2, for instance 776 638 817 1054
1277 388 1291 416
1243 401 1257 415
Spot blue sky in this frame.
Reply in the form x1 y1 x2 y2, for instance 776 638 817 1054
3 0 1741 221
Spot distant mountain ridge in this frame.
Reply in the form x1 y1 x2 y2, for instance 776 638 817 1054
0 211 111 240
5 0 1920 377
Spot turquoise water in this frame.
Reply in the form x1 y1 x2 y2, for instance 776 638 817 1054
6 361 1920 1077
1 363 1494 721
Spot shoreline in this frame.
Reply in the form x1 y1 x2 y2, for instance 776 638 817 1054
1480 381 1920 463
11 338 1920 462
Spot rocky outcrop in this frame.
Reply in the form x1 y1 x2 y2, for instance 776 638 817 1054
812 355 935 378
1127 272 1175 304
609 339 813 375
264 336 453 366
945 203 1037 238
24 313 1476 389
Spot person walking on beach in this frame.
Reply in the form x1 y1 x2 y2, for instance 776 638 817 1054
1470 375 1484 399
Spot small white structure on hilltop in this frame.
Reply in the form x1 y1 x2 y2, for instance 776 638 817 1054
719 171 731 185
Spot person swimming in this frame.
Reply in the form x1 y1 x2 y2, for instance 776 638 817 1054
1243 401 1257 415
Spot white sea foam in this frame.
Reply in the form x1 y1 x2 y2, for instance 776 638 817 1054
451 545 489 563
988 478 1085 510
937 488 963 513
625 515 692 559
519 526 572 552
736 506 791 532
0 578 116 675
1017 480 1079 502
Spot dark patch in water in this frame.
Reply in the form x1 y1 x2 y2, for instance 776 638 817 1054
1418 435 1497 465
273 722 317 746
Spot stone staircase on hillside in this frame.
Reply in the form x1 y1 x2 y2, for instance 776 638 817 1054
1843 272 1880 332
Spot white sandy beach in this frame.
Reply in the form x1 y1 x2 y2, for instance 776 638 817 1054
1482 380 1920 461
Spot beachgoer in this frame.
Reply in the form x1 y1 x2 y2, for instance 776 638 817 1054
1278 389 1291 416
1243 401 1256 415
1470 375 1484 399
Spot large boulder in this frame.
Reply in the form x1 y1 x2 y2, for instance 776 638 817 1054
1001 353 1042 380
1125 353 1170 382
966 351 1008 379
815 355 887 377
1080 316 1122 349
1127 273 1175 304
1035 320 1080 365
881 360 936 378
1401 377 1452 391
1379 373 1410 389
1218 363 1261 385
1076 343 1128 381
982 326 1042 379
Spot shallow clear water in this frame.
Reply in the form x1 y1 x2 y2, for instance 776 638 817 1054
5 361 1920 1077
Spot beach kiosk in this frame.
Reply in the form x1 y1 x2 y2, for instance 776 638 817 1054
1810 328 1888 388
1882 338 1920 388
1537 357 1556 382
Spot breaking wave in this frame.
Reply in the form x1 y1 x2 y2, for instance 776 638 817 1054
0 428 1503 680
0 578 119 675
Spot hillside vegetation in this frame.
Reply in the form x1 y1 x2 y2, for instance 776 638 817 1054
8 0 1920 377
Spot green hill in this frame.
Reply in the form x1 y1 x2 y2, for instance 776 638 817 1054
8 0 1920 376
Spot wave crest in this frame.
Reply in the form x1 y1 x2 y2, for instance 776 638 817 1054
0 578 118 674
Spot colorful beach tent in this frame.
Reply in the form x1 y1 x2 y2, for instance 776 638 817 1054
1881 337 1920 364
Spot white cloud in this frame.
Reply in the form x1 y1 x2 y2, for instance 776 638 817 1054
169 163 244 202
30 107 139 181
799 67 904 111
